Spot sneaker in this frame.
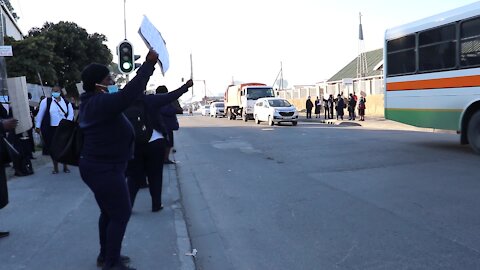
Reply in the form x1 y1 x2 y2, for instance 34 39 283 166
97 255 131 267
0 231 9 238
164 159 176 164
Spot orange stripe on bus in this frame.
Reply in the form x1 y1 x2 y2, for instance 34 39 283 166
387 75 480 91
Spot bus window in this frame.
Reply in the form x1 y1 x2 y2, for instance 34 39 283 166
460 17 480 67
386 34 416 76
418 24 456 72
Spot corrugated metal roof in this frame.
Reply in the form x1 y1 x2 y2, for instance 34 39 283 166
327 48 383 82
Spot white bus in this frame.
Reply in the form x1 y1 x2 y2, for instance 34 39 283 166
384 2 480 153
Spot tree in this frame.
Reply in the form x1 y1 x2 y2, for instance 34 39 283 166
2 0 19 20
5 35 59 85
7 21 112 96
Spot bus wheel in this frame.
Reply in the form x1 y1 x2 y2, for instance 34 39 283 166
468 111 480 154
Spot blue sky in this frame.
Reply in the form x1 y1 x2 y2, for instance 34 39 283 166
10 0 480 100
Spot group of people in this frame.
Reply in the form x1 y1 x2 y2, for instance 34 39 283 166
305 93 367 121
0 49 190 270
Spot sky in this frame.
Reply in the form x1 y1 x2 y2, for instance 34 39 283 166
9 0 480 101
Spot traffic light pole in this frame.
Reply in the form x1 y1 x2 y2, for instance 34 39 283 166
123 0 127 40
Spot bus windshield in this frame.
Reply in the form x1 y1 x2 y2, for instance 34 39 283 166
246 88 275 100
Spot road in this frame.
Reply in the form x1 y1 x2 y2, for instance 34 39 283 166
174 114 480 270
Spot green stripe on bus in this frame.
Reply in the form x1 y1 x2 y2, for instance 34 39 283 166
385 108 461 130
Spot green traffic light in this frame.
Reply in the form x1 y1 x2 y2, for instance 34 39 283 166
122 62 132 70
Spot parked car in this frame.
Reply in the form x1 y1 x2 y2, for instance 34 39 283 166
200 105 210 116
210 102 225 118
253 97 298 126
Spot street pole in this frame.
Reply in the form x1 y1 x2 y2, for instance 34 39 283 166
0 5 8 99
123 0 130 83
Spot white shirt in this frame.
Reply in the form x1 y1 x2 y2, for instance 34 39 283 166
35 97 74 128
148 129 164 143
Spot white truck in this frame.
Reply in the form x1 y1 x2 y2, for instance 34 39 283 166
224 83 275 121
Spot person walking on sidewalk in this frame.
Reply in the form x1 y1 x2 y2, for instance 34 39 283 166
0 118 18 239
125 81 192 213
358 96 366 121
78 50 159 270
35 86 74 174
305 96 314 119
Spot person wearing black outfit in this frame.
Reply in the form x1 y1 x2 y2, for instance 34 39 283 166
126 82 191 213
155 85 182 164
0 117 19 239
79 50 192 270
305 96 314 119
35 86 74 174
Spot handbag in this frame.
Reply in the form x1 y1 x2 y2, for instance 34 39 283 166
50 118 83 166
0 136 19 164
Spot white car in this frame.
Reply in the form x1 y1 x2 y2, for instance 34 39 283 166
200 105 210 116
210 102 225 118
254 98 298 126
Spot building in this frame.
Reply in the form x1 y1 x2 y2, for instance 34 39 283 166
326 48 385 116
1 3 23 40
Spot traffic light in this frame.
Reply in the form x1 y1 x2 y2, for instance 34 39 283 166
117 40 134 74
134 54 141 70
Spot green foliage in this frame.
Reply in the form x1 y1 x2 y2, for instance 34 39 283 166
3 0 19 20
6 21 113 96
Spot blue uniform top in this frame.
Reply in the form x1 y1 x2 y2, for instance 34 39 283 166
78 62 155 163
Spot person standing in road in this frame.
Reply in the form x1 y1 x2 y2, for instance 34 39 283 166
125 81 192 213
78 50 159 270
305 96 314 119
0 117 18 239
35 86 74 174
314 96 321 118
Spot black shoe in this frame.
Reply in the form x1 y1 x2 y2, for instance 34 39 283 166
0 231 9 238
152 204 164 212
102 262 136 270
97 255 131 267
164 159 176 164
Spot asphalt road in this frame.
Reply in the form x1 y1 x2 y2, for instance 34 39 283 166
175 114 480 270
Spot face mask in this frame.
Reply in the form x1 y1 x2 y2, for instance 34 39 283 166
52 92 61 98
96 84 119 94
107 85 119 93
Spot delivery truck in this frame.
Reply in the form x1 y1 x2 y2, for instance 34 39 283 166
224 83 275 121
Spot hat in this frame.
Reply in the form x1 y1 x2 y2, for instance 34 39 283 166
81 63 110 92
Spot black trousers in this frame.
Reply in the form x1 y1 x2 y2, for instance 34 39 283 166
79 158 131 267
306 110 312 119
0 165 7 209
127 139 166 209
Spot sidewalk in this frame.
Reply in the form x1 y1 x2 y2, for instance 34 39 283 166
298 113 456 134
0 155 195 270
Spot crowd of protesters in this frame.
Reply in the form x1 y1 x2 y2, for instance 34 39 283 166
0 49 191 270
306 92 367 121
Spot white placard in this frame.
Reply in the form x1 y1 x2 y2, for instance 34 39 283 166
138 16 170 75
7 76 32 134
76 82 85 95
0 46 13 57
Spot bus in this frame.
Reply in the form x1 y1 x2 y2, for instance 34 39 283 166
384 2 480 153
